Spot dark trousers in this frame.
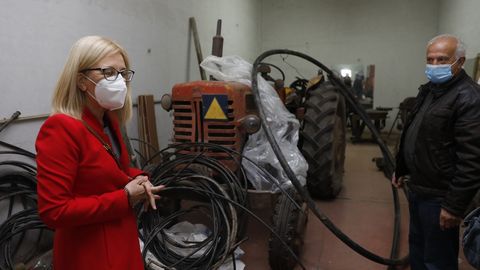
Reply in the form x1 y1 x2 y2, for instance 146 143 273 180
408 191 459 270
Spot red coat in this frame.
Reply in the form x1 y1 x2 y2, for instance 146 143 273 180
36 108 144 270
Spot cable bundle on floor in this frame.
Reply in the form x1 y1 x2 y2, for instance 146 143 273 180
0 209 52 270
139 142 305 270
140 143 248 269
0 118 53 269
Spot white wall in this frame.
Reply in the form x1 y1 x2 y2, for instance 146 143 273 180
0 0 262 152
439 0 480 59
5 0 480 153
260 0 439 127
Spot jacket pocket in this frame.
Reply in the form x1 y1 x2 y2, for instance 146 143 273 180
430 108 452 118
427 142 454 180
423 108 453 141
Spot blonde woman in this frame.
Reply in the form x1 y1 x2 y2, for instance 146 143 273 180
36 36 163 270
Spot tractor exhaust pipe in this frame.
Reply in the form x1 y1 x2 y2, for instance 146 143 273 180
212 19 223 57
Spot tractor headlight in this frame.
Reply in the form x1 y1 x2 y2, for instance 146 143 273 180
240 115 261 134
160 94 172 111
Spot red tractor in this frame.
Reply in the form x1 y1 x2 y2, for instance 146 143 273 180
152 18 346 270
158 67 346 269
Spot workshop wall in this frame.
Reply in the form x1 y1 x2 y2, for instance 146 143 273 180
439 0 480 59
3 0 479 152
260 0 439 129
0 0 262 152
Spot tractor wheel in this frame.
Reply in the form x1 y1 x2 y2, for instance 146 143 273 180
301 82 346 199
268 189 308 270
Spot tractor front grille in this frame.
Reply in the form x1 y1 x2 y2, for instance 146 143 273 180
173 99 240 154
205 100 236 149
173 100 194 143
170 81 254 170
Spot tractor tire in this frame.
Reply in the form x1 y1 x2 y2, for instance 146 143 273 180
301 82 346 199
268 189 308 270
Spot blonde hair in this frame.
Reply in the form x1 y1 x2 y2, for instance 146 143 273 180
52 35 133 124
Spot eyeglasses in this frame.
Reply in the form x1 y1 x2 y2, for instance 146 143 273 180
81 67 135 82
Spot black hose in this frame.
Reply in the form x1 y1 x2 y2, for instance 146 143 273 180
251 49 408 266
0 142 36 159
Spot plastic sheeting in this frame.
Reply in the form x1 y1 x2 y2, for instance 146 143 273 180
201 55 307 192
140 221 245 270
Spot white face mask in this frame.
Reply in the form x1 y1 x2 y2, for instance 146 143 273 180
83 75 127 110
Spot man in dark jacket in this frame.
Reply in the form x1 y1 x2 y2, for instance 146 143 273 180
392 34 480 270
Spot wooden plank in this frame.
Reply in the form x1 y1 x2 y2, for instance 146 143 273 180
137 95 160 164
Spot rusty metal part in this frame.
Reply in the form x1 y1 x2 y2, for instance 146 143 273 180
211 19 224 57
258 62 286 82
274 79 286 103
257 64 271 74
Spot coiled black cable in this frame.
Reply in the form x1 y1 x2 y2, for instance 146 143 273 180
251 49 408 266
0 209 52 270
0 170 38 216
0 113 52 268
0 142 35 160
139 143 307 269
0 166 43 268
140 145 248 269
129 138 161 167
143 142 301 211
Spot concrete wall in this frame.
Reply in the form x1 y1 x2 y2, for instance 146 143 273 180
0 0 262 152
4 0 480 153
260 0 439 127
439 0 480 59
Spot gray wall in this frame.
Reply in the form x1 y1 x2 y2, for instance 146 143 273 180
0 0 262 152
3 0 480 152
260 0 439 118
439 0 480 59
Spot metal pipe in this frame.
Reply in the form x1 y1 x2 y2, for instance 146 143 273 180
211 19 223 57
189 17 207 80
0 100 162 124
0 111 21 131
0 113 49 124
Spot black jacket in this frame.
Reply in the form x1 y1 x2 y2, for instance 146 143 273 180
396 70 480 217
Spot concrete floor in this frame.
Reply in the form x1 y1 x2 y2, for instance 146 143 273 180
240 137 475 270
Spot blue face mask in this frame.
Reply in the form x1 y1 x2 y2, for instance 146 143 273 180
425 59 457 84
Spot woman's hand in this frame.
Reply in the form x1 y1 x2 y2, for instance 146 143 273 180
141 181 165 210
124 176 164 209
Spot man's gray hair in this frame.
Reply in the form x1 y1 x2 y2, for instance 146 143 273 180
427 34 466 59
